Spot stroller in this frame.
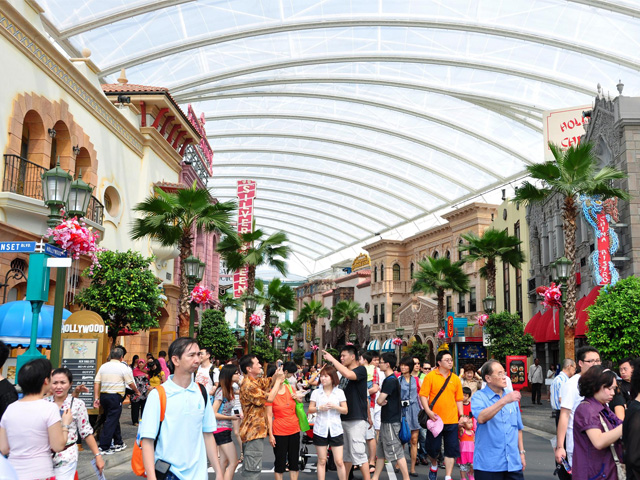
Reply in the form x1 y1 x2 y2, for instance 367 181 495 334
300 413 336 471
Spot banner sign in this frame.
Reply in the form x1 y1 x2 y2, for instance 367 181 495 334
234 180 256 298
506 355 528 390
542 105 591 161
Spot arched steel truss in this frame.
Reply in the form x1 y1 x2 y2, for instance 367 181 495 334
98 18 640 76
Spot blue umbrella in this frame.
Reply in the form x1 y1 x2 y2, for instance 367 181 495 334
0 300 72 347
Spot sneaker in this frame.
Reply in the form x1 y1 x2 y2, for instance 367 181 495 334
428 468 438 480
99 448 114 455
113 443 127 452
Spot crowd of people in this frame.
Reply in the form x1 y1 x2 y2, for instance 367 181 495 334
1 336 639 480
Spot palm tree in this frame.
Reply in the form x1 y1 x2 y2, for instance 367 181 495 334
411 257 470 332
130 182 237 316
331 300 365 342
513 141 629 360
280 319 304 352
254 278 296 333
218 291 243 312
217 229 291 345
298 299 330 343
458 228 525 298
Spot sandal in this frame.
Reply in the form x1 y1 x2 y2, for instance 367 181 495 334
369 465 376 474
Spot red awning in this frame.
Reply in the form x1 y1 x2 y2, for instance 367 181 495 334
539 308 560 342
524 311 541 337
576 286 602 337
118 327 139 336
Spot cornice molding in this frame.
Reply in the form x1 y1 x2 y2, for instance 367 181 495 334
0 1 145 156
140 127 183 174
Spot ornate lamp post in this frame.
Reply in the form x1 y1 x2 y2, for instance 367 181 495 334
184 255 204 337
244 296 257 350
554 257 571 362
482 295 496 314
44 162 93 368
395 326 404 360
270 313 278 348
349 332 357 344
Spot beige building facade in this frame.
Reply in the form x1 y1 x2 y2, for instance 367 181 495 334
364 203 497 363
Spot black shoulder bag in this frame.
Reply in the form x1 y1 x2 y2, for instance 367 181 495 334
418 374 451 429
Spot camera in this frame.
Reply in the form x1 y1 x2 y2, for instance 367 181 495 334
233 408 240 415
401 400 410 407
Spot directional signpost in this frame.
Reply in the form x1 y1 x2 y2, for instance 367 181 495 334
0 240 70 380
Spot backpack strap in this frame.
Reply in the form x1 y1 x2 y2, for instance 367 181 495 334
197 382 208 406
154 385 167 448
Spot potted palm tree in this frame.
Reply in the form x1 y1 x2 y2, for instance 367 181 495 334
513 141 629 360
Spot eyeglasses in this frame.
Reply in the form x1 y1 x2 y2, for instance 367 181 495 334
492 372 507 378
583 359 602 364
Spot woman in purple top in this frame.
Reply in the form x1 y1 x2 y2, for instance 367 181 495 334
573 365 624 480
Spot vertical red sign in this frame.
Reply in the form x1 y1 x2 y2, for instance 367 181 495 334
234 180 256 298
446 315 454 338
596 213 611 285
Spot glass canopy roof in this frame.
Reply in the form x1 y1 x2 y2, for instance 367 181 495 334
38 0 640 271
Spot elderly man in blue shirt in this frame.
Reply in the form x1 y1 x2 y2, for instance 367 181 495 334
471 359 526 480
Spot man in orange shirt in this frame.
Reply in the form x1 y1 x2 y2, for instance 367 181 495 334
419 350 464 480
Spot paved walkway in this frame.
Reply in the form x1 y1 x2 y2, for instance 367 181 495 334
79 398 559 479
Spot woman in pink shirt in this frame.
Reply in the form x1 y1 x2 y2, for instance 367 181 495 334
0 358 72 480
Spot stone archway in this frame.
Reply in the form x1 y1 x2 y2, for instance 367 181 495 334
5 93 98 183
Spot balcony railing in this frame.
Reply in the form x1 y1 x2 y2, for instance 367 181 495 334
3 154 46 200
86 195 104 225
3 154 104 225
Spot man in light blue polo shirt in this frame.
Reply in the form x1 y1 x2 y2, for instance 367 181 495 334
139 337 222 480
471 359 526 480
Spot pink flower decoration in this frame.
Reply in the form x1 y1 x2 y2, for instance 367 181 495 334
392 337 402 346
249 314 263 327
272 326 282 337
346 342 353 345
311 345 319 351
285 347 292 353
437 329 446 339
268 335 273 342
539 282 563 310
46 216 103 272
190 285 214 304
477 314 489 327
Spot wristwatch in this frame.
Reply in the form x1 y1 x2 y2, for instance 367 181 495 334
519 450 526 455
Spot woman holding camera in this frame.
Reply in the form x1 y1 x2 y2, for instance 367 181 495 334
399 357 421 477
213 364 242 480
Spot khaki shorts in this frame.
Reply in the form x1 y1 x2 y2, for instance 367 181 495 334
342 420 369 465
376 422 405 462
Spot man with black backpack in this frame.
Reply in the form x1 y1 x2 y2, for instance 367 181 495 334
138 337 222 480
419 350 463 480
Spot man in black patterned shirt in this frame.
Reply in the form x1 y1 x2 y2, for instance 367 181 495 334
0 341 17 421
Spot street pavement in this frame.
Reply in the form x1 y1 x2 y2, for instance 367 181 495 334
83 403 558 480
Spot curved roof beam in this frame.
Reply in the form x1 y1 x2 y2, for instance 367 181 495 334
252 206 366 240
566 0 640 18
173 76 545 115
99 18 639 76
256 235 325 257
256 222 336 253
209 185 389 229
195 91 542 138
210 173 412 221
205 112 529 173
208 131 487 190
214 147 463 203
58 0 196 39
214 153 441 209
253 215 350 249
198 90 541 152
171 55 595 98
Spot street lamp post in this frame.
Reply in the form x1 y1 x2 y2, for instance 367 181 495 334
554 257 571 362
482 296 496 314
270 313 278 348
395 326 404 361
184 256 204 338
44 162 93 368
244 296 257 351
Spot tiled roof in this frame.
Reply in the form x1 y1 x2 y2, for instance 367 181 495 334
154 181 186 192
101 83 168 93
